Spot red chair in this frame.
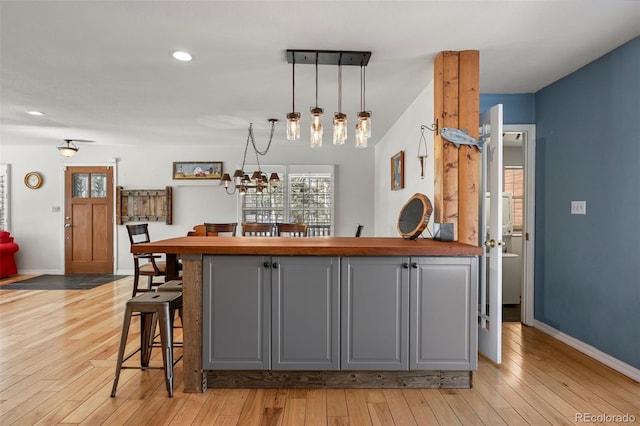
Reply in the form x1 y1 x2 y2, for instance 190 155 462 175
0 231 19 278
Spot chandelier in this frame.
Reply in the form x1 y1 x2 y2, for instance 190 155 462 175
285 50 372 148
220 119 280 195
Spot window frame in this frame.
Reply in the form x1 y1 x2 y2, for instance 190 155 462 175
239 164 335 236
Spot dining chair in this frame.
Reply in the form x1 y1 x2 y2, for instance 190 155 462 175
355 224 364 237
126 223 166 297
241 223 275 236
204 222 238 236
276 223 308 237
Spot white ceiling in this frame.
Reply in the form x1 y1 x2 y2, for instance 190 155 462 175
1 1 638 149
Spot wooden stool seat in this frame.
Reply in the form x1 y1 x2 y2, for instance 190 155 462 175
111 291 182 398
157 280 183 292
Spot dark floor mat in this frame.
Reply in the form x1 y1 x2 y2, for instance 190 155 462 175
0 274 128 290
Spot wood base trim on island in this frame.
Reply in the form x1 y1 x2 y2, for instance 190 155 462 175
205 370 472 389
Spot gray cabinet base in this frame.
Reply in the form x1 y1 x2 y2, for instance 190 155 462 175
205 370 471 389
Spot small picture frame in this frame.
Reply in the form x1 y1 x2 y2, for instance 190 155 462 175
172 162 223 180
391 151 404 190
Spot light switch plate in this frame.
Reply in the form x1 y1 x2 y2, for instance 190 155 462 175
571 200 586 215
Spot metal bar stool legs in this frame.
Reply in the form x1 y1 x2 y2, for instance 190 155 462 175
111 292 182 398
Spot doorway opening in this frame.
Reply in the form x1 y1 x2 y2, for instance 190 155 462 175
501 125 535 325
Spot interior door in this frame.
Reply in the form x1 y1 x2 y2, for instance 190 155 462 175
478 104 503 364
64 166 114 273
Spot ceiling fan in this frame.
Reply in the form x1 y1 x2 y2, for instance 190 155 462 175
57 139 95 157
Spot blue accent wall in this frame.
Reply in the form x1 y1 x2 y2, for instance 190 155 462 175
535 37 640 369
480 93 535 124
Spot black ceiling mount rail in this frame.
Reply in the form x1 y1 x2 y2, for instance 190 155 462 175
286 50 371 67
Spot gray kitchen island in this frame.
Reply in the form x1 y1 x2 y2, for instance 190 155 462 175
132 236 483 392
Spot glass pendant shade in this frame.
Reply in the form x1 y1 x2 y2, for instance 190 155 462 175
286 112 300 140
333 113 347 145
310 107 324 148
355 122 367 148
357 111 372 138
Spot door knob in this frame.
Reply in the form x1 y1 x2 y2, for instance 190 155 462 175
64 223 72 228
485 239 496 248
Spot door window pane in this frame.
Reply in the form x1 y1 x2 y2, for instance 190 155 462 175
72 174 89 198
91 173 107 198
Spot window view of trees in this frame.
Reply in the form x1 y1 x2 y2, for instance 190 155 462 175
242 166 334 236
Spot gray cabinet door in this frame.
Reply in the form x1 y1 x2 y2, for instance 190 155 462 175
272 256 340 370
341 257 409 370
410 257 478 370
203 255 271 370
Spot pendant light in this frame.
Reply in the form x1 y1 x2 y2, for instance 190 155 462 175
356 65 372 145
310 54 324 148
333 61 347 145
286 56 300 141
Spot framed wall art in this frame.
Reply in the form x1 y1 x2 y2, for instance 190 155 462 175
172 161 223 180
391 151 404 190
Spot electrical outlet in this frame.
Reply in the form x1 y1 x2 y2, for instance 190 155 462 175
571 201 586 215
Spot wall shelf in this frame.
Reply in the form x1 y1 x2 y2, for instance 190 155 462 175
116 186 172 225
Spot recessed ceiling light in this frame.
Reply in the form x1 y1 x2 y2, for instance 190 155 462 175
26 110 45 116
172 51 193 62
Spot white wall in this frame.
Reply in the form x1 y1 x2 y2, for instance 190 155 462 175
1 137 374 275
374 82 435 237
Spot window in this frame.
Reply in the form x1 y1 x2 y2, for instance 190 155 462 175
241 165 334 236
503 166 523 231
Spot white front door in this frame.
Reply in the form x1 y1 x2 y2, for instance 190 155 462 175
478 104 503 364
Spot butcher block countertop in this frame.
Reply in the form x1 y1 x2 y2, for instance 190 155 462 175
132 236 483 257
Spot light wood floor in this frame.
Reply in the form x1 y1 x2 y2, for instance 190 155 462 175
0 276 638 425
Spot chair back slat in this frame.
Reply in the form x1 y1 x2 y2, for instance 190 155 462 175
204 222 238 236
276 223 308 237
242 223 274 236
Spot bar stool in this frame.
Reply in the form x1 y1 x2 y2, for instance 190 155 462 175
111 291 182 398
157 280 183 328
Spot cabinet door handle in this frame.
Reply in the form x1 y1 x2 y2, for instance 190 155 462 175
272 262 279 269
263 261 270 268
402 262 409 269
411 262 418 269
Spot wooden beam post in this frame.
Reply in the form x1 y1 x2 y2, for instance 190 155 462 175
433 51 480 245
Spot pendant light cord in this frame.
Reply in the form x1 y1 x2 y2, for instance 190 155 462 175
315 55 319 108
338 62 342 113
292 59 296 112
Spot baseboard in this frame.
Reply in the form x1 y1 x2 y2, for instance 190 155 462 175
534 320 640 383
18 269 63 275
